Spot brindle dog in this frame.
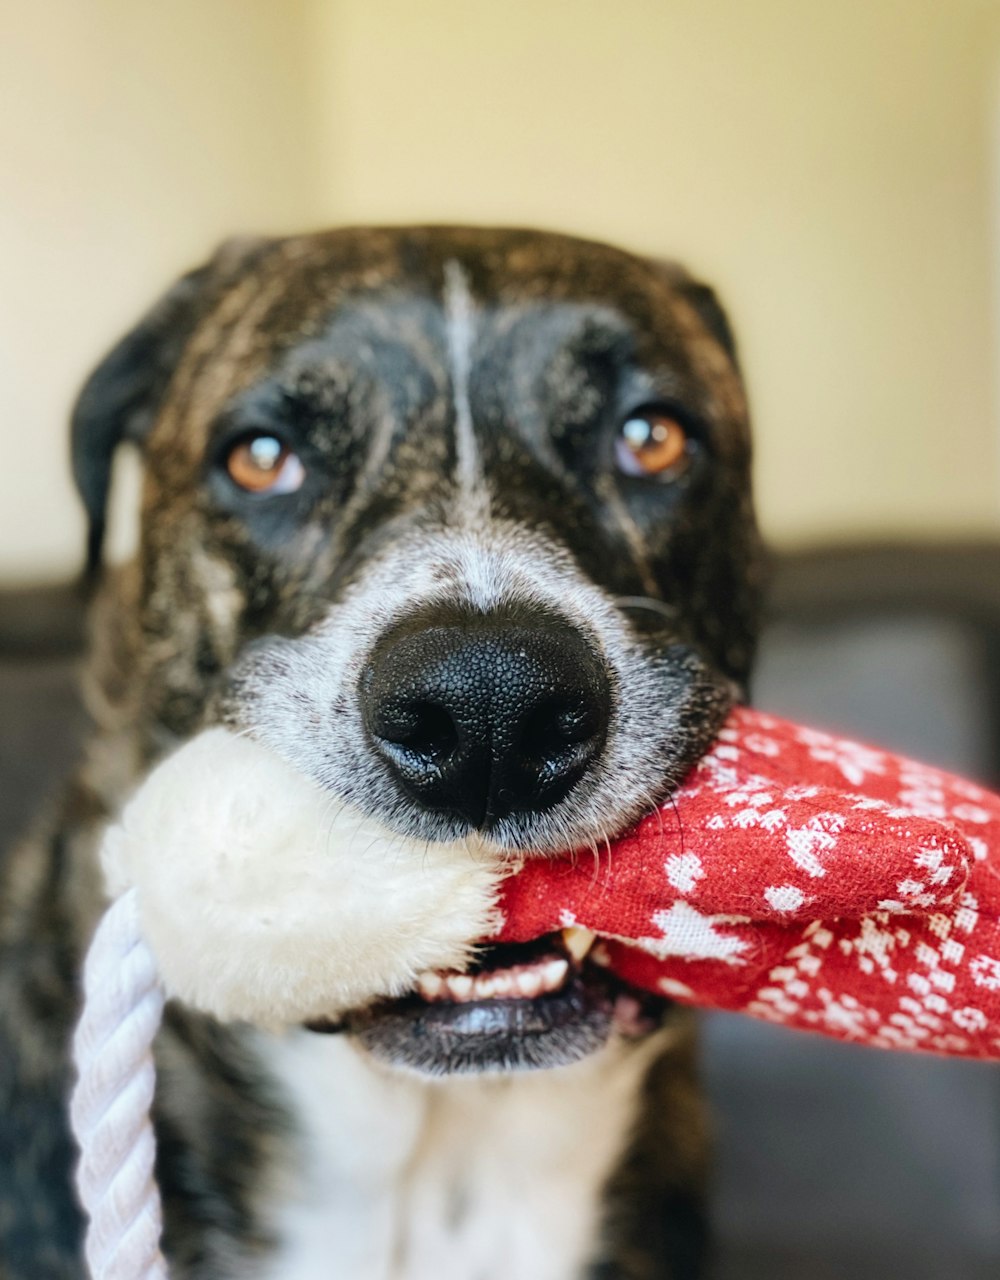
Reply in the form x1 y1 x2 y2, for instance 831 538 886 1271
0 227 761 1279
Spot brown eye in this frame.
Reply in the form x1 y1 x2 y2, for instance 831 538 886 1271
225 434 305 495
615 412 689 478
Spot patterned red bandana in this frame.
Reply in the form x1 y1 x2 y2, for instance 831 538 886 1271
496 707 1000 1058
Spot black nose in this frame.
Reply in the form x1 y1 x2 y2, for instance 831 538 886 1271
362 609 612 829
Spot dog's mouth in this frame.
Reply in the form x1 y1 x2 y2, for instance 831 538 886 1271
305 929 672 1076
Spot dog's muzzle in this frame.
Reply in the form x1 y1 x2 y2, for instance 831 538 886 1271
361 606 612 830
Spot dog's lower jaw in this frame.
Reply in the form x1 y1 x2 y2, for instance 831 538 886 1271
252 1024 697 1280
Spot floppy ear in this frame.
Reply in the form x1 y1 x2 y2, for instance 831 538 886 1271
652 260 740 370
71 265 212 577
674 279 739 369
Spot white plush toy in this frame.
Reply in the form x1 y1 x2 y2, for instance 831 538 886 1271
71 728 505 1280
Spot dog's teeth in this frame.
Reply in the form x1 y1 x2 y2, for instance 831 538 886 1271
540 958 569 992
417 972 444 1000
447 974 474 1001
417 952 572 1006
515 970 543 998
562 927 597 963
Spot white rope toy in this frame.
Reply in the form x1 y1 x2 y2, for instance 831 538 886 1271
68 727 502 1279
71 891 168 1279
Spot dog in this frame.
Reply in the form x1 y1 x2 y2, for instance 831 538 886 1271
0 226 761 1279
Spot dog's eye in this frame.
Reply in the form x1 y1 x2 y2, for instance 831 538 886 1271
224 434 305 495
615 412 689 478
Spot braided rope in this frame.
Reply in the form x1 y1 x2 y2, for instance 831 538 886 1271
70 890 168 1280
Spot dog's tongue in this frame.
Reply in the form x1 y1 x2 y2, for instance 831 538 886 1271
489 708 1000 1059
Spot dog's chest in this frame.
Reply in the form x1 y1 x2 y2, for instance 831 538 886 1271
254 1033 651 1280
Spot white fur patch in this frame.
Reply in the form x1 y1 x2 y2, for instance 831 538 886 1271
442 259 488 523
101 728 504 1026
255 1032 663 1280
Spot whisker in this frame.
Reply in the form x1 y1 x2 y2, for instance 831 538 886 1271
224 723 258 743
593 833 613 888
317 791 353 859
667 791 686 859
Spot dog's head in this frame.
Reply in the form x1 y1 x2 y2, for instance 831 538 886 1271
74 226 761 1072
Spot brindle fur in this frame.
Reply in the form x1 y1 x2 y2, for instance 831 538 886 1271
0 227 761 1278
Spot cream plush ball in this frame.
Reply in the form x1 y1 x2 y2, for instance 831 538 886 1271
100 729 506 1028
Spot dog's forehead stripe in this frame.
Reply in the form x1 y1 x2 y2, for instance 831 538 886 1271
443 260 490 525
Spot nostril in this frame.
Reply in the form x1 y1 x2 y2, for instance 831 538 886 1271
522 701 601 757
514 701 609 788
376 700 460 762
553 701 602 746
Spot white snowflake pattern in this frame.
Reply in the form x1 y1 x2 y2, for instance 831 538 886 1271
764 884 806 913
785 812 846 877
664 853 704 895
636 902 751 965
797 728 887 787
969 954 1000 992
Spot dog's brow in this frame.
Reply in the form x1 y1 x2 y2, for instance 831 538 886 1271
443 260 489 524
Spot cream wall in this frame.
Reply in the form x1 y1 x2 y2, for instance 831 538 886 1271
0 0 322 581
3 0 1000 580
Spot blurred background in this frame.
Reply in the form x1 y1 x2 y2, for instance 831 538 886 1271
3 0 1000 575
4 2 1000 1277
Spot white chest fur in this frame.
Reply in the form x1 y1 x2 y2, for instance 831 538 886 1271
253 1031 659 1280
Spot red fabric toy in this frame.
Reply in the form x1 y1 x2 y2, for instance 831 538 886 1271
497 707 1000 1058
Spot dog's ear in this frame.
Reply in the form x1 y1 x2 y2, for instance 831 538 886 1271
652 260 740 370
674 279 739 369
71 236 273 579
71 265 211 578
